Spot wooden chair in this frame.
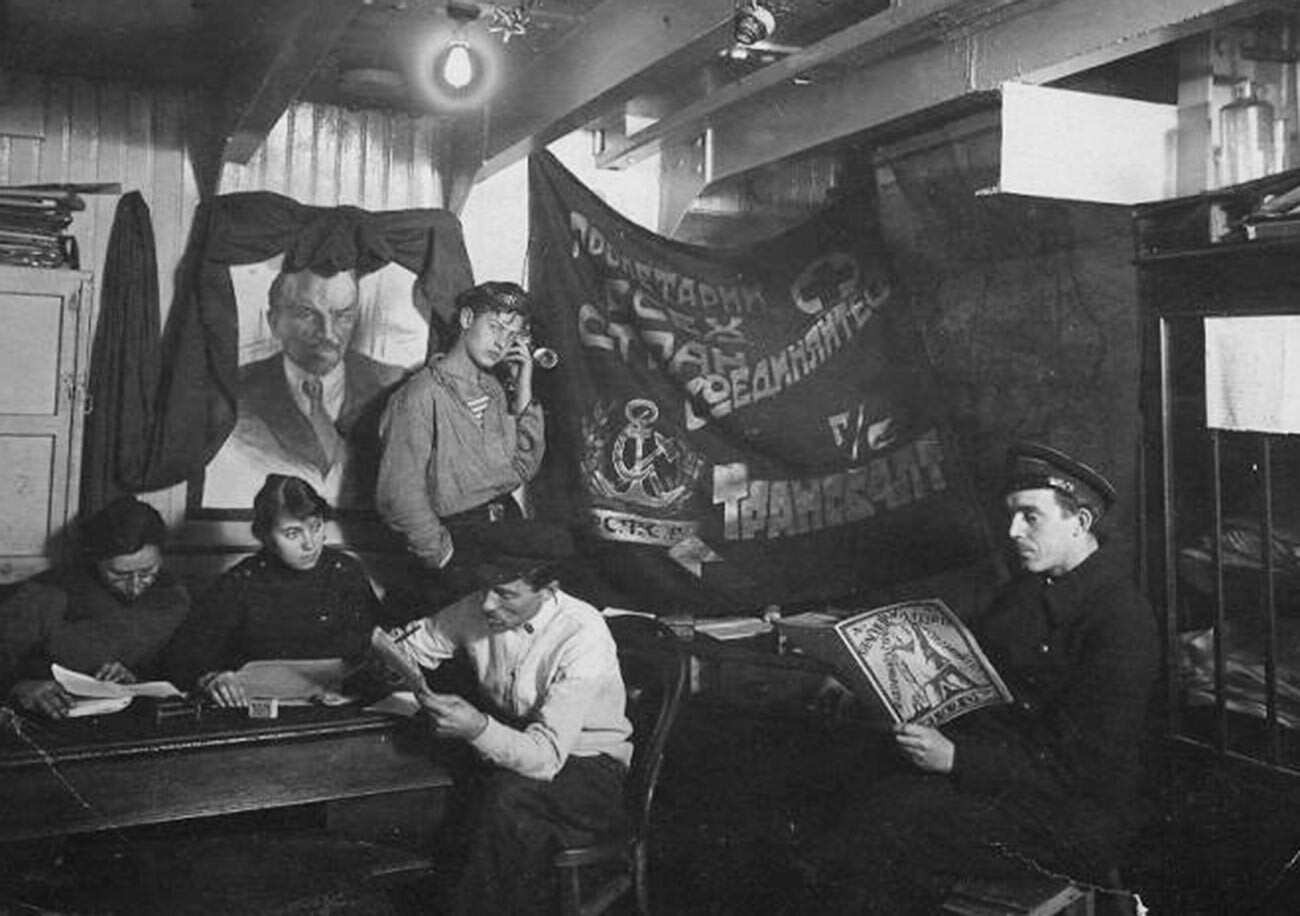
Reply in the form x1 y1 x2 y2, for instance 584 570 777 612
553 615 689 916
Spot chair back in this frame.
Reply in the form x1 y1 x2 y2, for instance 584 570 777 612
606 615 689 839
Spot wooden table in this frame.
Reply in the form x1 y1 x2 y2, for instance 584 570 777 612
0 701 450 843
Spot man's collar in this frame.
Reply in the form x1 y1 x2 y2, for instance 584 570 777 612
430 351 486 383
1041 545 1130 624
520 590 560 636
429 353 503 398
282 354 346 413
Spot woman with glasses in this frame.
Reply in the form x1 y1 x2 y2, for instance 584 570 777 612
0 496 191 718
162 474 382 707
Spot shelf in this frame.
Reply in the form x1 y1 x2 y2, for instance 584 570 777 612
1136 237 1300 264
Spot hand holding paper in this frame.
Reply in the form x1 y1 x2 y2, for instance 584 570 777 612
50 663 182 717
418 690 488 740
369 626 432 699
10 679 76 718
94 661 137 684
894 722 955 773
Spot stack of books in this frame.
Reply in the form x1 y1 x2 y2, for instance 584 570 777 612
0 185 84 268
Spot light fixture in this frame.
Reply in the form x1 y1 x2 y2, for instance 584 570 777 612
442 40 474 88
486 0 536 43
733 1 776 46
439 1 482 91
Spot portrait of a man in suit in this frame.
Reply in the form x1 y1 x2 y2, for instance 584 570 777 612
203 267 410 510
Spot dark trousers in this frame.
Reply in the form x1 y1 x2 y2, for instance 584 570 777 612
450 755 628 916
807 770 1101 916
409 498 523 614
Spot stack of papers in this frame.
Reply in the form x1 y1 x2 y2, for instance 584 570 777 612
52 664 182 717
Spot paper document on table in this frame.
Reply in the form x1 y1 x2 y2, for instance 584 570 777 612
780 610 842 627
1205 317 1300 434
51 664 183 717
363 691 421 717
233 658 351 706
601 607 658 620
52 664 183 698
64 697 134 717
693 616 773 640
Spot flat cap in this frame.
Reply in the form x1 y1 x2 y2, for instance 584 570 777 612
1005 442 1117 512
473 520 576 586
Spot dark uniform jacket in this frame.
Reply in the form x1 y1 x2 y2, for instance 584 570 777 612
237 350 405 484
951 545 1160 859
162 546 380 688
0 567 190 693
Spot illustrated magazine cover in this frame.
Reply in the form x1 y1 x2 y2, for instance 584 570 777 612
778 598 1012 727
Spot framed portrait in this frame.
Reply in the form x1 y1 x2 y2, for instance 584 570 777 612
192 257 431 516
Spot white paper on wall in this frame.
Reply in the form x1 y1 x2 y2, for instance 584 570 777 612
1205 316 1300 434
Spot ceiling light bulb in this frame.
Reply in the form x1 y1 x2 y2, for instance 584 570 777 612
443 40 474 89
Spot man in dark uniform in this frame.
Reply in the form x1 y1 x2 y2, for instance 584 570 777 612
808 442 1160 914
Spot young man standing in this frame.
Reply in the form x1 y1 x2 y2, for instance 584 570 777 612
376 281 546 610
379 520 631 916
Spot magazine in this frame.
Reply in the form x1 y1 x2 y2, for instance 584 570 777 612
777 598 1012 727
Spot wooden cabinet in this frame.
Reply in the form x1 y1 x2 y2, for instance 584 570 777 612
0 266 93 583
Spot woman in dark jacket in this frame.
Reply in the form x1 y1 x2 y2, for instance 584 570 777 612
0 496 190 717
164 474 381 707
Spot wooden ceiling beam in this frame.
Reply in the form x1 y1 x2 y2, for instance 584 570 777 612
217 0 366 166
478 0 735 180
440 110 488 216
595 0 1059 171
705 0 1269 186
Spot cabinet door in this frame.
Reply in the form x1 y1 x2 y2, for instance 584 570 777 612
0 267 91 583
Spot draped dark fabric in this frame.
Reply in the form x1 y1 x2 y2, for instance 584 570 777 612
527 152 989 613
122 191 473 492
874 127 1142 557
81 191 161 514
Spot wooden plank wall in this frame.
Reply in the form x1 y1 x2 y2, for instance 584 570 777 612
0 71 449 534
0 72 201 330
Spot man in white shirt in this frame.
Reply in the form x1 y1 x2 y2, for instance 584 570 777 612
383 520 632 916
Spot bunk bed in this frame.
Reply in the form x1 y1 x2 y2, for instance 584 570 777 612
1139 175 1300 772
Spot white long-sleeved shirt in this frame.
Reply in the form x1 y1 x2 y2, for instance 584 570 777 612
396 588 632 781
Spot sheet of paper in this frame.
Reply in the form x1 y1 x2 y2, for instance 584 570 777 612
52 664 182 699
693 616 773 640
1205 317 1300 433
363 691 420 717
65 696 133 717
779 610 842 627
370 629 431 696
233 658 350 705
601 607 658 620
